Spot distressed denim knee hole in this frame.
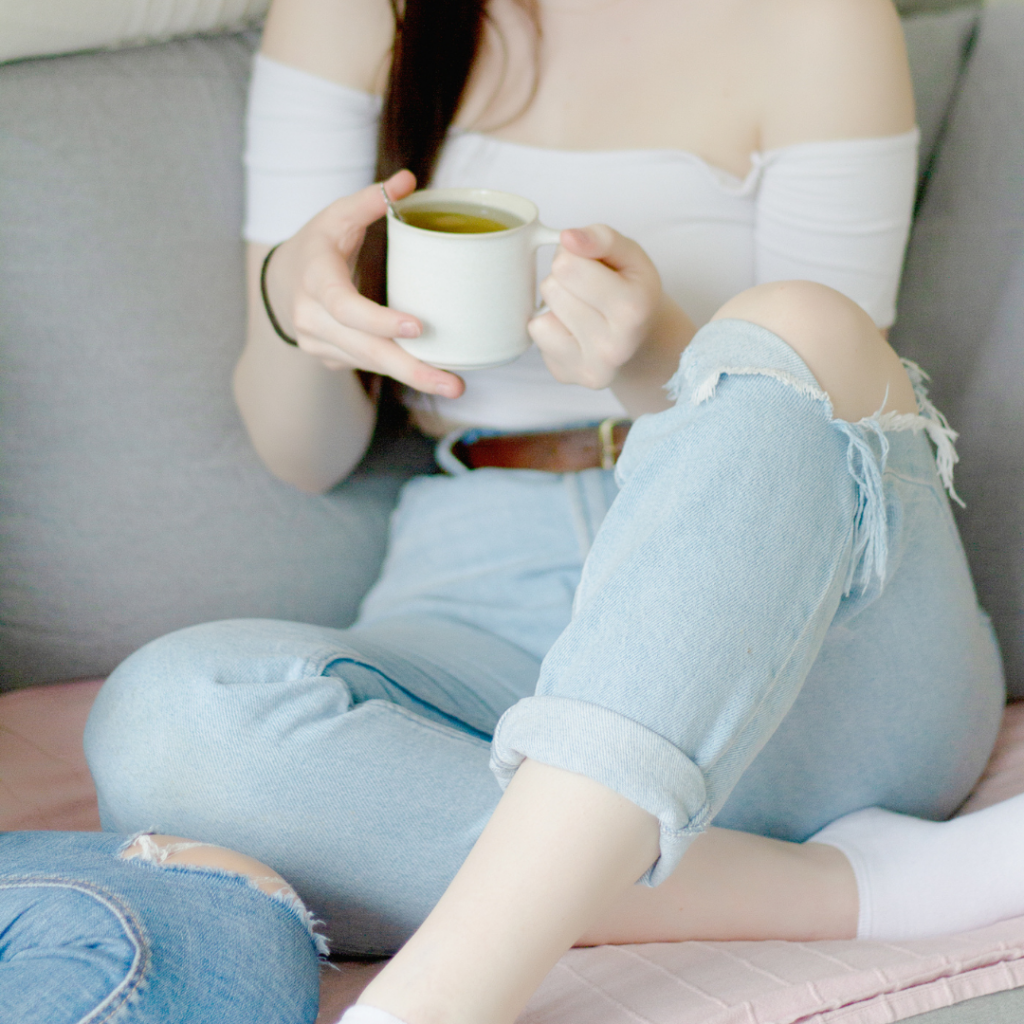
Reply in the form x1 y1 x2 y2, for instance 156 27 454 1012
119 834 330 956
666 319 961 595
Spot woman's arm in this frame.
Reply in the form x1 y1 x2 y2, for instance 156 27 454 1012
234 0 387 493
358 758 661 1024
235 0 465 493
261 0 393 92
235 177 465 492
755 0 917 336
234 243 378 493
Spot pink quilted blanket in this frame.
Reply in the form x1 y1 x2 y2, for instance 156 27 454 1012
4 680 1024 1024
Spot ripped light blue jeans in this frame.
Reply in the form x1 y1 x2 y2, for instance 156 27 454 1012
0 831 321 1024
85 320 1004 955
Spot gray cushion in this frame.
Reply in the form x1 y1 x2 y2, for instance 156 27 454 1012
892 2 1024 699
903 7 980 180
0 33 431 689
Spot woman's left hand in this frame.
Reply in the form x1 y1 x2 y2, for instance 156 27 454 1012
529 226 695 415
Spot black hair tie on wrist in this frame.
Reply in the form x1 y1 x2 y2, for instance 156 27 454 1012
260 243 299 347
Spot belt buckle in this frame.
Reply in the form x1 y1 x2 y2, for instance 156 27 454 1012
598 417 628 470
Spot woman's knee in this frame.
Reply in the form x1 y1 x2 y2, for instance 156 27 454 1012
120 834 296 901
86 622 245 750
711 281 917 421
85 618 363 832
84 620 284 824
119 834 329 957
86 618 309 742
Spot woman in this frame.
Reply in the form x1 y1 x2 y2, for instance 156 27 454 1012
85 1 1014 1023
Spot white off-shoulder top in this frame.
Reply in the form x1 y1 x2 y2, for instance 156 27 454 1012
244 55 919 432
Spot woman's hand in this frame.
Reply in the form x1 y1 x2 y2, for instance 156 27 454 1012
529 226 695 415
263 170 464 400
236 170 465 492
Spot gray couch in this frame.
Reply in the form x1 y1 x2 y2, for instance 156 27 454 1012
1 4 1022 1021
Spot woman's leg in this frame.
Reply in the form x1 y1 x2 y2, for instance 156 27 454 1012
86 282 1005 1021
84 615 541 955
359 759 660 1024
581 825 857 944
352 282 1001 1024
0 831 320 1024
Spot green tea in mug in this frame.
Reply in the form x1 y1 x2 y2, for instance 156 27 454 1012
401 202 524 234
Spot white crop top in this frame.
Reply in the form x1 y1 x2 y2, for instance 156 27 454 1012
245 54 919 432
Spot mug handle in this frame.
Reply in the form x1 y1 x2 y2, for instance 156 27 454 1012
531 223 563 315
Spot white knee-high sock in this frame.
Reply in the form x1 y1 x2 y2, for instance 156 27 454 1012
337 1006 409 1024
809 794 1024 940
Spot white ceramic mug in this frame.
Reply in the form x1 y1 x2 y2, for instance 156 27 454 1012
387 187 561 371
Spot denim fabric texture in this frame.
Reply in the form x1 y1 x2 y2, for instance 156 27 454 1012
0 831 321 1024
85 321 1004 949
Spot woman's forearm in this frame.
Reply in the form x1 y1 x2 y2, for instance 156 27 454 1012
611 294 696 418
235 244 377 493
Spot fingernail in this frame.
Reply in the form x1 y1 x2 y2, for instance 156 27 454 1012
398 322 420 338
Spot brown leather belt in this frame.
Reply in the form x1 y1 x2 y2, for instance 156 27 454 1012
451 418 631 473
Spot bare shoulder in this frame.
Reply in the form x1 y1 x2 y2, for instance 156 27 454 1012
260 0 394 92
757 0 914 148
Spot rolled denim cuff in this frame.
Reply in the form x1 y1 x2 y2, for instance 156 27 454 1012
489 695 710 886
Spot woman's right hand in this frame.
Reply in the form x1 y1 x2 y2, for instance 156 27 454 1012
263 169 465 399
